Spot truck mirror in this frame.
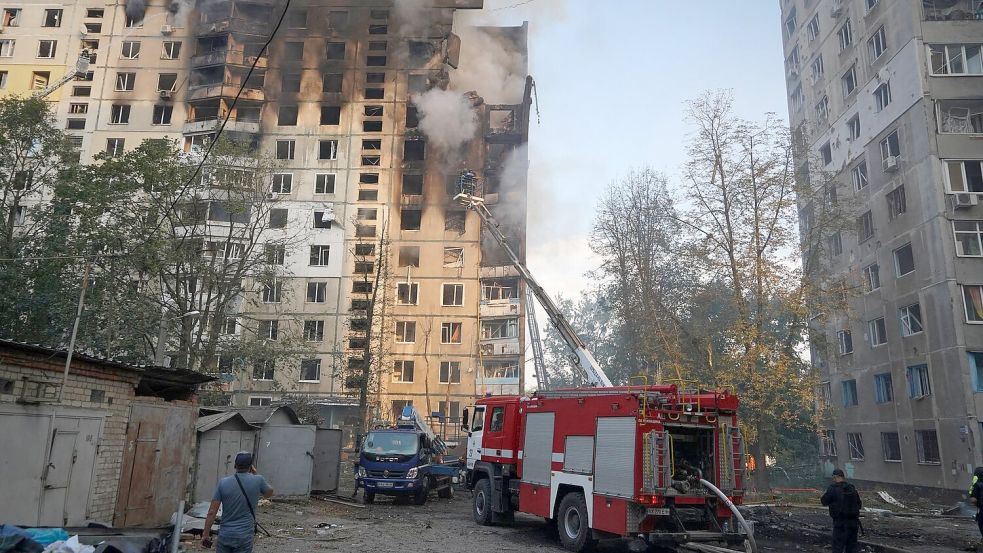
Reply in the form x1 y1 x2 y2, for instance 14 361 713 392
461 408 470 431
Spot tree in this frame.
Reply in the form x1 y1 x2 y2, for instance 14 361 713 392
540 292 624 388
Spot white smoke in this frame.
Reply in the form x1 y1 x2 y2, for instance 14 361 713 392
449 25 526 104
411 89 478 156
394 0 432 37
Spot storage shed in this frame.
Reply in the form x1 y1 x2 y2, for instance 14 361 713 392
192 411 258 502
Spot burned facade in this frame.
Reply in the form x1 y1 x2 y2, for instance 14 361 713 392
0 1 530 424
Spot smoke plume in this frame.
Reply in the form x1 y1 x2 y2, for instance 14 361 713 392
125 0 147 21
411 89 478 160
449 26 526 104
394 0 432 37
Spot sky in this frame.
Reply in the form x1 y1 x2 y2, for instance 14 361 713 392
458 0 791 300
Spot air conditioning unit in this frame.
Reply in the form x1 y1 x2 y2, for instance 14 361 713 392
161 24 174 35
953 193 979 209
883 156 899 172
159 89 173 99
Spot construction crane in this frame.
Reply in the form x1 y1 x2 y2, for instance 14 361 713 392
454 171 613 388
524 287 550 390
34 50 90 99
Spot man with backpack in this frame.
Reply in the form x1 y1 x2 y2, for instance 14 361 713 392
821 468 862 553
200 452 274 553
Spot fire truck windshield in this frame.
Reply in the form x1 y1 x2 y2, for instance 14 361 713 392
362 432 419 456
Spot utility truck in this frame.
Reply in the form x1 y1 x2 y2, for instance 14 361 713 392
455 177 755 553
356 405 462 505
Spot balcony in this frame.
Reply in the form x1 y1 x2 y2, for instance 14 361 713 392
192 49 267 69
479 338 521 356
199 17 270 36
188 83 265 102
937 99 983 133
479 297 521 318
182 118 261 135
922 0 983 20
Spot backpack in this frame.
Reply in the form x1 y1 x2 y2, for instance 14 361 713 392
840 483 862 518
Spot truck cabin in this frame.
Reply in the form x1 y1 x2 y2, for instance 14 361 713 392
361 429 433 464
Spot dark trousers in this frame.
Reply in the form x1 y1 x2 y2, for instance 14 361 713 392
975 509 983 538
832 518 859 553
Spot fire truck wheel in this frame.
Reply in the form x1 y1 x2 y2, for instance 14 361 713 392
363 491 375 504
472 478 494 525
437 484 454 499
557 493 595 553
414 477 431 505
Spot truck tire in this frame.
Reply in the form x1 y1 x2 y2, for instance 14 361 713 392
414 477 430 505
363 491 375 504
557 492 595 553
437 483 454 499
472 478 494 526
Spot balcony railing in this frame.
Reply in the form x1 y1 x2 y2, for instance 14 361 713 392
192 49 267 68
188 83 265 102
182 118 261 135
923 0 983 20
937 100 983 133
198 17 270 36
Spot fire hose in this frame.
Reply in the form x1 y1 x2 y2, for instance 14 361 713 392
699 479 758 553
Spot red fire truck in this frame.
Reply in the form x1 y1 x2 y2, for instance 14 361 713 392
455 185 754 552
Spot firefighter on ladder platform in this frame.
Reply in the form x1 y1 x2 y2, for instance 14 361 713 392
454 171 757 553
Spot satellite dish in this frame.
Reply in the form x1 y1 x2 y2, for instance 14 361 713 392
79 23 88 37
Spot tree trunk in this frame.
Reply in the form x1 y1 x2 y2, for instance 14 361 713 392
749 433 771 492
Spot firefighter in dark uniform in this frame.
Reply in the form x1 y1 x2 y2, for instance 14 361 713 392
969 466 983 544
820 468 862 553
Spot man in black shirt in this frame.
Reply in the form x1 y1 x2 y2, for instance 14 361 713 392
820 468 862 553
969 467 983 543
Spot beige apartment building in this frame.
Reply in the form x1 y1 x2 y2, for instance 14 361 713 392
0 0 530 429
781 0 983 492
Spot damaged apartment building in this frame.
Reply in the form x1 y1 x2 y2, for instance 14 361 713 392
782 0 983 492
0 0 531 423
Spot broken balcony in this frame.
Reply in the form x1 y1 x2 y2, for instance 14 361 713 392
188 67 265 102
192 48 267 69
922 0 983 20
937 99 983 134
480 318 521 356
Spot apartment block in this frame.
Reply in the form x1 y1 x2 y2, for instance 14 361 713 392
0 0 529 427
781 0 983 491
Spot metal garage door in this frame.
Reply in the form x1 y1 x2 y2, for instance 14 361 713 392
194 430 257 502
257 425 316 496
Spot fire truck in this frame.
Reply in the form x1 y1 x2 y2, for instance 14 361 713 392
454 181 755 552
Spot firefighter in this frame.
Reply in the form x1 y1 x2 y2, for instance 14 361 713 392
820 468 862 553
968 466 983 544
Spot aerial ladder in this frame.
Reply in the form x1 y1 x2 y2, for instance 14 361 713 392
396 405 448 455
525 286 550 389
454 171 613 388
34 50 90 99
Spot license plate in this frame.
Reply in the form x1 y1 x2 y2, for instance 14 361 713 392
646 507 670 516
377 482 394 488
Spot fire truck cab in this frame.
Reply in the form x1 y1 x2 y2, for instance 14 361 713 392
463 385 748 552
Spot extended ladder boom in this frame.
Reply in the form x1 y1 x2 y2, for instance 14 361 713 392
397 405 447 455
456 191 613 388
35 51 90 99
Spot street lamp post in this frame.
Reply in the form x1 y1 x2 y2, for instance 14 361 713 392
155 310 201 366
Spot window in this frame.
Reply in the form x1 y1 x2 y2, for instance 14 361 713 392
0 70 6 90
369 24 388 35
868 26 887 61
367 55 387 66
275 140 295 160
3 8 20 26
837 329 854 355
42 9 62 27
929 44 983 76
868 317 887 346
963 285 983 323
858 211 874 242
915 430 941 464
304 320 324 342
842 379 858 406
784 8 797 37
827 232 843 257
152 105 173 125
439 361 461 384
489 406 505 432
321 105 341 125
820 429 837 457
258 320 279 340
355 244 375 256
441 322 462 344
266 244 285 265
820 142 832 165
362 155 381 165
249 397 272 407
395 321 416 343
319 140 338 160
847 114 861 140
352 281 373 294
357 208 378 221
404 140 425 161
847 433 865 461
400 209 421 230
269 209 288 228
110 104 131 124
115 72 135 91
862 263 881 292
315 174 335 194
874 82 891 111
907 364 931 398
406 105 419 128
0 39 14 58
157 73 177 92
364 120 383 132
261 280 282 303
271 173 292 194
403 174 424 195
121 41 140 59
865 0 879 10
125 14 142 27
398 246 420 268
37 40 56 58
944 160 983 193
955 221 983 257
252 359 274 381
357 189 378 201
852 160 869 191
443 247 464 268
281 72 301 93
483 318 519 340
310 245 330 266
442 283 464 306
807 16 820 42
886 184 906 219
356 224 376 237
874 373 894 404
881 432 901 461
880 130 900 163
362 139 382 151
313 210 331 229
300 359 321 382
438 401 461 421
162 41 182 59
367 72 386 85
816 96 830 121
365 88 385 100
360 172 380 184
397 282 419 305
106 138 124 156
66 119 85 130
326 42 346 60
306 281 327 303
842 65 857 95
84 22 101 34
818 382 831 411
838 20 853 51
971 352 983 392
278 106 298 126
894 242 914 276
323 73 343 93
899 303 924 336
393 360 414 383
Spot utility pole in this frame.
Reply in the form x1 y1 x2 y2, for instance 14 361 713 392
57 258 92 403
